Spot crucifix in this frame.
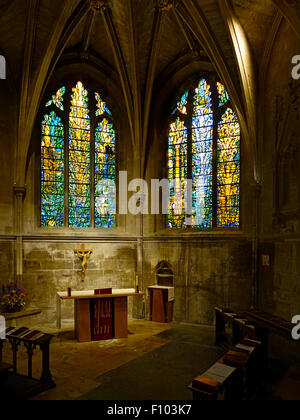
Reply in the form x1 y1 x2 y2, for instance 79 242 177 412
74 244 93 282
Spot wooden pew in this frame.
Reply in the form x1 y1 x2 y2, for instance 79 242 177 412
188 361 238 401
245 310 294 340
215 307 269 356
234 338 263 397
0 326 55 398
215 307 237 345
189 335 264 400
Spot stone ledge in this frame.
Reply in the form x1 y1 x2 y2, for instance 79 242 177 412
1 309 42 321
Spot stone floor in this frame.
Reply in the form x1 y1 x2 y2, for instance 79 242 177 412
1 320 222 400
2 320 300 400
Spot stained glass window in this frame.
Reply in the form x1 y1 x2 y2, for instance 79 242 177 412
69 82 91 228
41 82 116 228
168 78 240 229
217 82 229 107
192 79 213 229
172 90 189 115
217 108 240 228
95 118 116 228
41 111 64 227
168 118 188 228
95 92 112 116
46 86 66 111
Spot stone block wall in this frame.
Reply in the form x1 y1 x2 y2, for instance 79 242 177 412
16 238 253 329
259 241 300 320
22 241 138 327
0 241 14 286
143 238 253 325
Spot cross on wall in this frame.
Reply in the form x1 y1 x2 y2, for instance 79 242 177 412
74 244 93 282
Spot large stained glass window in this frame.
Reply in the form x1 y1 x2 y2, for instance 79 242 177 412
217 108 240 228
168 77 240 229
168 118 188 228
41 81 116 228
41 111 64 227
95 118 116 228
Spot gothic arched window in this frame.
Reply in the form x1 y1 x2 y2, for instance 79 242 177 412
41 81 116 228
168 77 240 229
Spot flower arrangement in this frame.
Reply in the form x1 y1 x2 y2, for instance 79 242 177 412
0 283 26 313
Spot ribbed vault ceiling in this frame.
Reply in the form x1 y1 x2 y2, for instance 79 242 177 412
0 0 297 184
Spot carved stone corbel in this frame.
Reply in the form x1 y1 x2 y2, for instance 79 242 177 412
89 0 108 13
158 0 180 11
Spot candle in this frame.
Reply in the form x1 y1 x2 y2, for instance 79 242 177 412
135 275 139 294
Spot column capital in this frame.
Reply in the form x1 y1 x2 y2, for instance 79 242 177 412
89 0 108 13
157 0 180 11
13 185 26 198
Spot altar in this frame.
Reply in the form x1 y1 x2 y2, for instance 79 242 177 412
56 289 142 342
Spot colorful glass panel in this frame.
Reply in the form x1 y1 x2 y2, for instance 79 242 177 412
217 108 240 228
95 92 112 116
41 111 64 227
168 117 188 228
168 79 240 229
172 90 189 115
46 86 66 111
95 118 116 228
217 82 229 107
69 82 91 227
191 79 213 228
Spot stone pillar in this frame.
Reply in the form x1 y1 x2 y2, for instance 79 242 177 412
13 186 26 287
134 237 145 319
250 182 262 309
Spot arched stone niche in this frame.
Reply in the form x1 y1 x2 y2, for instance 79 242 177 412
155 261 174 287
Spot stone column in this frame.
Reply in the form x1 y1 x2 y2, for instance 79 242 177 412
13 186 26 287
251 182 262 309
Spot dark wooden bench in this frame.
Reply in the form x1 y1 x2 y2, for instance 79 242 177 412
189 337 263 400
0 326 55 399
215 307 269 353
245 310 294 340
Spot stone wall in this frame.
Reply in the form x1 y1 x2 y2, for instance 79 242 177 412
22 241 138 327
0 241 14 286
16 237 253 328
143 238 253 325
259 241 300 320
258 19 300 321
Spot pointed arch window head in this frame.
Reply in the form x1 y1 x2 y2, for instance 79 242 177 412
168 77 240 230
41 81 116 229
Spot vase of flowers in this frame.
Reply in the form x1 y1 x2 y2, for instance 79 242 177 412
0 283 26 313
